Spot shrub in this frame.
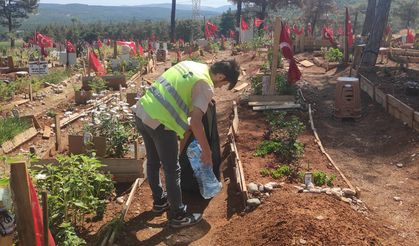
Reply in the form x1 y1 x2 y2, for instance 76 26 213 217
32 155 114 245
325 48 343 62
88 77 107 93
259 167 271 177
312 171 336 187
255 140 282 157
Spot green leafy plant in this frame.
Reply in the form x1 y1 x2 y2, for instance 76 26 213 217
250 74 264 95
255 140 282 157
275 74 297 96
0 117 31 145
259 167 271 177
268 49 282 68
32 154 114 245
88 77 107 93
312 171 336 187
259 112 306 163
325 48 343 62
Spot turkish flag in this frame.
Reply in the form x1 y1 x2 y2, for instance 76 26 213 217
322 26 335 45
89 51 106 76
307 23 313 35
291 24 304 35
407 28 415 43
254 17 264 28
280 23 301 84
97 38 103 48
138 44 144 56
346 8 353 48
337 26 344 36
205 21 217 38
229 30 236 38
65 40 76 53
241 17 249 31
117 41 137 55
28 177 56 246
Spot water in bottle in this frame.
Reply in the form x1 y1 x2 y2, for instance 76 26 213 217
187 139 222 199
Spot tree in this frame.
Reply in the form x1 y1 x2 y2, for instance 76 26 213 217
361 0 392 66
170 0 176 42
361 0 376 36
0 0 38 47
394 0 418 28
219 9 236 36
301 0 335 35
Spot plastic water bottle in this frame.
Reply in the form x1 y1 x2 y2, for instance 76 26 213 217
187 140 222 199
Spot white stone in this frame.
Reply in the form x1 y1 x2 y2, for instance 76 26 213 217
116 196 125 204
300 239 307 244
247 182 259 193
316 215 325 220
393 196 402 202
264 184 274 192
266 182 280 188
341 197 352 203
258 184 265 192
246 198 261 207
396 163 403 168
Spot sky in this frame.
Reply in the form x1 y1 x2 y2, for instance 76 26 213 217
40 0 232 7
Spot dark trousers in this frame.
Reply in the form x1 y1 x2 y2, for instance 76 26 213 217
135 117 185 217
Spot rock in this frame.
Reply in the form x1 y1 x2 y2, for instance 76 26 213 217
266 182 280 188
247 182 259 193
310 188 321 193
306 183 315 190
246 198 261 207
116 196 125 204
342 188 356 197
258 184 265 192
321 188 330 193
331 187 343 197
341 197 352 203
393 196 402 202
264 183 274 192
299 239 307 244
265 193 270 197
316 215 325 220
396 163 403 168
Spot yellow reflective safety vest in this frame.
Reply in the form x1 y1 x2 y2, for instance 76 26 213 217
140 61 214 138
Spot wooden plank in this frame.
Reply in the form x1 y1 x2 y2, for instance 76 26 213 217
253 104 301 111
374 88 387 109
386 94 414 127
10 161 36 246
42 126 51 139
233 82 249 92
269 17 282 95
248 95 295 102
232 101 239 135
55 115 61 152
413 111 419 132
299 60 314 67
248 101 296 106
308 104 357 194
359 75 375 99
1 127 38 154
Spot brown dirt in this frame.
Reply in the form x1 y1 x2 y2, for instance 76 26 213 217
3 48 417 246
97 50 417 246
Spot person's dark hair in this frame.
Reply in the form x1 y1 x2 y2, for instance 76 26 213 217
210 60 240 90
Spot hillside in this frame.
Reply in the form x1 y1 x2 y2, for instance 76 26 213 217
21 3 232 28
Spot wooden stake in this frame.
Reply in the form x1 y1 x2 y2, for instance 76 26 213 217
10 161 36 246
269 16 281 95
55 115 61 152
41 191 49 246
344 7 349 63
29 79 33 101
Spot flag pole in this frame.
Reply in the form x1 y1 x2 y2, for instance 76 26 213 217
344 7 349 64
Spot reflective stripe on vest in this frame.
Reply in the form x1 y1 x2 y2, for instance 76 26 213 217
156 76 189 116
148 86 189 131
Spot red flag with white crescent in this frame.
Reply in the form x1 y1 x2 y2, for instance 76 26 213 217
241 17 249 31
254 17 264 28
280 23 301 84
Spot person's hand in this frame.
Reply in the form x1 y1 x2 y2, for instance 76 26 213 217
201 148 213 166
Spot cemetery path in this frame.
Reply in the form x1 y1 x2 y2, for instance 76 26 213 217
301 64 419 243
